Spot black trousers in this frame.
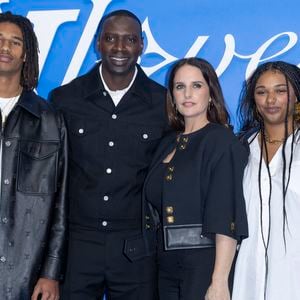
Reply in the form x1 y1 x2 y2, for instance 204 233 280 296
157 231 236 300
158 247 215 300
157 229 215 300
60 227 157 300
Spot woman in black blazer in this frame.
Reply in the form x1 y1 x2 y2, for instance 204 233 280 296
143 58 248 300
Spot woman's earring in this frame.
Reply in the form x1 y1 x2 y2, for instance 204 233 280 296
173 101 178 114
208 98 212 111
294 101 300 121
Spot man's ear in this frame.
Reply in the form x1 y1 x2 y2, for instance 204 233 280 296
96 36 102 51
139 38 144 56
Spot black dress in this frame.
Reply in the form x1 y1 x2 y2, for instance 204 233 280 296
144 123 248 300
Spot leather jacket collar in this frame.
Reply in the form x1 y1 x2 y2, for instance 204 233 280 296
17 90 43 118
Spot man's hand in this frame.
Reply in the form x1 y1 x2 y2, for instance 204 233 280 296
31 278 59 300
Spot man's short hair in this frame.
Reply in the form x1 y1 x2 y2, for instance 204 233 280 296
96 9 142 39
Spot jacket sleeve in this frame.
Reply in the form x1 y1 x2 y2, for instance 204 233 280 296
202 139 249 242
40 111 68 280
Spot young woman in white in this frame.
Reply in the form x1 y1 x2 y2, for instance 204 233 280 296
233 61 300 300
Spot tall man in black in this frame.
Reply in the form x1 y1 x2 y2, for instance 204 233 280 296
50 10 166 300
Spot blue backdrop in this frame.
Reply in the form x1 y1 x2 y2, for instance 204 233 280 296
1 0 300 128
0 1 299 299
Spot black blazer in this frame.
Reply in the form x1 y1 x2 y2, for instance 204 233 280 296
144 123 249 245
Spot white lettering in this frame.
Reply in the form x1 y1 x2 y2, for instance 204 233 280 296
235 32 298 78
28 10 80 75
1 2 299 87
215 34 236 76
142 18 177 76
184 36 209 58
62 0 112 84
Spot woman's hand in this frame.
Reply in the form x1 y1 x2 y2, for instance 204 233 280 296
204 234 237 300
205 279 230 300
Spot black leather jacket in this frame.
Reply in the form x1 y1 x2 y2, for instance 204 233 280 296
0 90 68 299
